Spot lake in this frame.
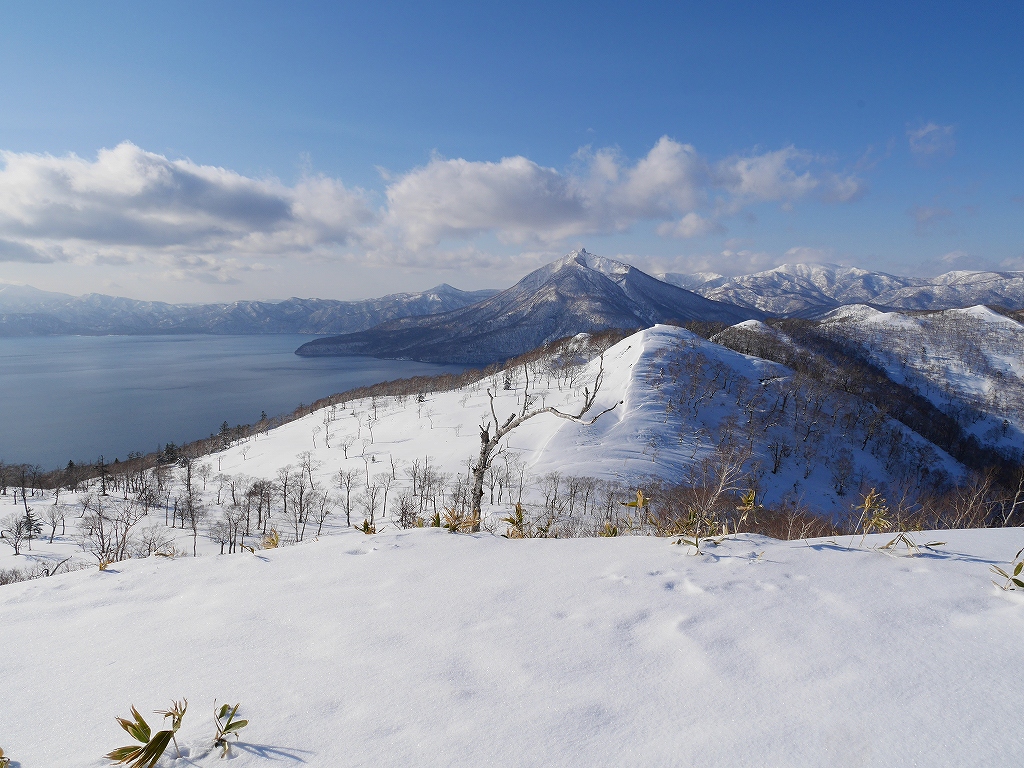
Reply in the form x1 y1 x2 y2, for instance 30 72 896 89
0 335 465 469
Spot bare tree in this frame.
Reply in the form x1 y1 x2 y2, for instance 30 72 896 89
374 472 394 523
44 503 67 544
359 439 377 483
339 435 356 459
336 469 360 527
829 449 856 497
995 466 1024 526
469 357 620 531
287 470 314 542
196 462 213 491
276 465 294 526
297 451 322 490
768 438 792 474
311 487 334 536
135 525 175 557
77 496 147 564
179 484 206 557
359 479 384 528
394 489 418 528
1 512 29 555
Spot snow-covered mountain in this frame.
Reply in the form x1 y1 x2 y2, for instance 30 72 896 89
236 324 969 515
661 263 1024 315
817 304 1024 452
296 250 761 364
709 309 1024 494
0 282 497 336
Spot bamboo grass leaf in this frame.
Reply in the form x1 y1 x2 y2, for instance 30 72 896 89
104 746 143 763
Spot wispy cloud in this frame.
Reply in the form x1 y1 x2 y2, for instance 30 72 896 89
907 122 956 160
940 249 970 264
657 212 723 239
783 246 835 264
909 204 953 235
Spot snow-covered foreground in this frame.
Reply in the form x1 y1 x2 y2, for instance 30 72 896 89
3 527 1024 766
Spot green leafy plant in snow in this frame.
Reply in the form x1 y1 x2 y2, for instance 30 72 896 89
991 546 1024 590
105 699 186 767
213 702 249 757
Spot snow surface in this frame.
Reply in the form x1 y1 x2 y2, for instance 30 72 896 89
3 527 1024 766
4 324 1024 765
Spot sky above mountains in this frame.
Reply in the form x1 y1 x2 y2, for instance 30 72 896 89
0 1 1021 302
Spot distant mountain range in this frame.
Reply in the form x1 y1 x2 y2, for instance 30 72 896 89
295 250 760 365
660 263 1024 316
0 283 497 336
5 255 1024 366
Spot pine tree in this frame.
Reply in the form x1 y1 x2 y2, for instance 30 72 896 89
22 509 41 551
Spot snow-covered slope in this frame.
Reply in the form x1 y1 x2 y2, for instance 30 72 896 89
296 250 761 364
660 270 724 291
3 526 1023 766
213 325 962 515
6 325 1022 765
820 305 1024 450
662 263 1024 315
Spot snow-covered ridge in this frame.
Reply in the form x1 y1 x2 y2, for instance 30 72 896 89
821 305 1024 449
662 262 1024 314
197 324 966 518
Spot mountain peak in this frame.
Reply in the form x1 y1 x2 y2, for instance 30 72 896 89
556 248 594 269
296 250 760 364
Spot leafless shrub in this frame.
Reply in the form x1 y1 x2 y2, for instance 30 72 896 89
76 496 147 565
394 490 418 529
134 525 177 558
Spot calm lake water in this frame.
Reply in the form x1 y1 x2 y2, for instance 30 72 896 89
0 335 464 469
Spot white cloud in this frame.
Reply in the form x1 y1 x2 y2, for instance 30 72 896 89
382 154 589 248
716 248 778 274
597 136 706 220
783 246 834 264
999 254 1024 271
909 205 953 235
0 138 866 284
821 172 868 203
381 137 856 250
657 212 722 239
940 249 971 264
907 123 956 158
0 142 371 281
716 146 818 203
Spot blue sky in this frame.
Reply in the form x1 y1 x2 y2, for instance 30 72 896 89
0 0 1020 301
